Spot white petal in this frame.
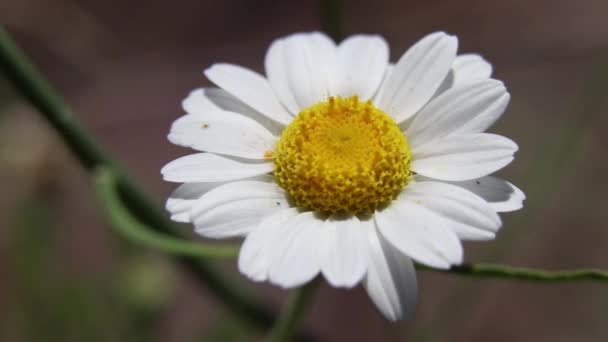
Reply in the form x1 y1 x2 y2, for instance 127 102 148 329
183 88 285 134
238 208 300 282
407 80 510 147
431 69 455 99
165 175 274 223
375 32 458 123
364 221 417 321
321 215 368 288
189 180 285 220
168 112 277 159
265 39 299 115
268 212 327 288
183 88 252 116
431 54 493 99
166 182 223 223
182 88 217 115
402 180 501 240
411 133 518 181
193 198 290 239
452 54 493 85
265 32 336 113
329 35 389 100
161 153 274 183
446 176 525 212
375 200 463 269
204 63 293 125
372 62 394 105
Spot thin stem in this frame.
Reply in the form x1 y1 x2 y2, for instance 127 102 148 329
92 169 608 285
95 167 608 284
417 263 608 282
94 167 239 259
0 26 279 332
266 278 321 342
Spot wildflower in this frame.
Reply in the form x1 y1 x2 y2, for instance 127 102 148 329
162 31 524 320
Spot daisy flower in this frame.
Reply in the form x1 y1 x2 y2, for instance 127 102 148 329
161 31 525 320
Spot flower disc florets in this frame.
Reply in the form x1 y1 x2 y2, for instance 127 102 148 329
274 96 412 215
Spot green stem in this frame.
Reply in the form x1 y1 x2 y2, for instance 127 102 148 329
417 263 608 282
266 278 321 342
97 166 608 284
94 167 239 259
0 26 278 332
96 165 608 285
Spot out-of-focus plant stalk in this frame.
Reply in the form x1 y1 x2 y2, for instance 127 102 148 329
0 26 282 334
266 278 321 342
320 0 342 41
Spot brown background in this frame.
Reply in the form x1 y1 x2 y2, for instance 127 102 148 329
1 0 607 341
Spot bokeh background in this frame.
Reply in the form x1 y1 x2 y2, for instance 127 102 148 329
1 0 607 341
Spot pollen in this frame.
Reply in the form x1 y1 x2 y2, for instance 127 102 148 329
274 96 412 215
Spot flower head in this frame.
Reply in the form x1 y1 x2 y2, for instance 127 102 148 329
162 31 525 320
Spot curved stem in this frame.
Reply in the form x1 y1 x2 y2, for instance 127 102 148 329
417 263 608 282
266 278 321 342
94 167 239 259
96 167 608 284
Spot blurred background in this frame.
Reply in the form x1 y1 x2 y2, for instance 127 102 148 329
1 0 607 341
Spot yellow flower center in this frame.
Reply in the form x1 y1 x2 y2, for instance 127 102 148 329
273 96 412 215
